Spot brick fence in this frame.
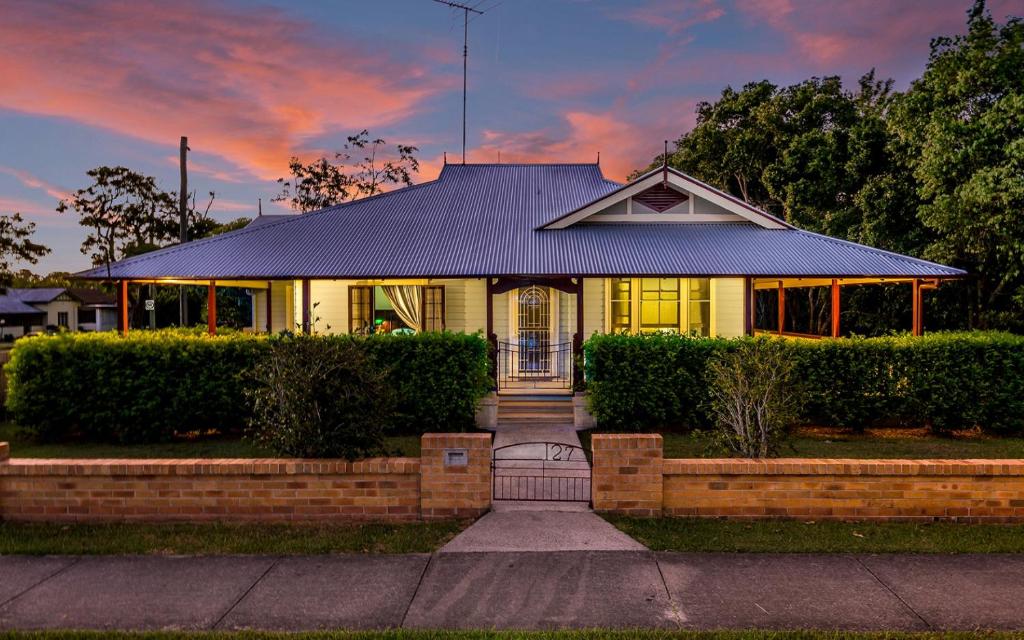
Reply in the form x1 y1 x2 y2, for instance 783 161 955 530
0 433 491 523
593 434 1024 522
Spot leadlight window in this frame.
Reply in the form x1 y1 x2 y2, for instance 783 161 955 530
57 311 69 328
609 278 632 332
640 278 679 332
422 285 445 331
349 286 373 334
688 278 711 336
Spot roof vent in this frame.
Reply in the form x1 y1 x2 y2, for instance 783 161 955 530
632 184 688 213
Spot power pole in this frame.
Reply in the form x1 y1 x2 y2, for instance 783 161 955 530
433 0 483 164
179 136 188 326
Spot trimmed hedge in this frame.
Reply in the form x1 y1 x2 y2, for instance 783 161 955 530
583 332 1024 436
6 329 490 444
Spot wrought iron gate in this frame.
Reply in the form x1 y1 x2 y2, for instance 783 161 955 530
496 340 574 390
492 441 591 503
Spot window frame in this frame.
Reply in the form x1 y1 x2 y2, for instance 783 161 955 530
604 277 715 335
348 285 374 334
421 285 446 332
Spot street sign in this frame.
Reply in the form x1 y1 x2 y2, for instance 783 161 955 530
144 299 155 311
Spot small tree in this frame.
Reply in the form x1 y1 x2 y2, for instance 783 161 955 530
246 336 395 459
706 339 801 458
275 130 419 212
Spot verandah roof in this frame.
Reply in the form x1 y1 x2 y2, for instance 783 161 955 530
76 163 965 281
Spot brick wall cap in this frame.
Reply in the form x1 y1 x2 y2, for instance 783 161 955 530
662 457 1024 476
0 456 421 477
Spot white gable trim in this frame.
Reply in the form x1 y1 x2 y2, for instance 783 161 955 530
541 168 789 230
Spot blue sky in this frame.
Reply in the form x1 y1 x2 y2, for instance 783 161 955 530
1 0 1016 273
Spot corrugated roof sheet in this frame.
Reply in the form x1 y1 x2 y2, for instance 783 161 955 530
8 288 65 304
0 295 46 315
77 163 965 280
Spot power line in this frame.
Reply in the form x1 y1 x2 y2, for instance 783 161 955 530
433 0 484 164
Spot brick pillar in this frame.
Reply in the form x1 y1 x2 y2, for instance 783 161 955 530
592 434 663 517
0 441 8 461
420 433 492 520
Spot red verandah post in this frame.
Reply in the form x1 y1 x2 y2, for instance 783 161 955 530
831 279 840 338
117 280 129 336
207 280 217 335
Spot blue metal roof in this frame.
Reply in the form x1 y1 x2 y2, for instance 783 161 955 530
77 163 965 280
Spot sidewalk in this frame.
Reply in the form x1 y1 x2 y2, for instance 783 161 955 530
3 551 1024 631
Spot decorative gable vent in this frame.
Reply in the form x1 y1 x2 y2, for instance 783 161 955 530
632 184 688 213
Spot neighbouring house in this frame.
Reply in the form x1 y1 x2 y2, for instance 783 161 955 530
77 163 965 391
0 288 118 338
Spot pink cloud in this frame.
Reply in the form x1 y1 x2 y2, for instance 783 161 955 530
0 1 447 180
735 0 1021 70
610 0 725 35
0 166 70 201
471 102 699 181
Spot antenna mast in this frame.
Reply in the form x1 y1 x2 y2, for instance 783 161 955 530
433 0 483 164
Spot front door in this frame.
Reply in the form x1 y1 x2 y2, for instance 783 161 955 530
517 285 551 374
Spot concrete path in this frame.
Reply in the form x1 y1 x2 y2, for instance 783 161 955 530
4 552 1024 631
440 510 647 552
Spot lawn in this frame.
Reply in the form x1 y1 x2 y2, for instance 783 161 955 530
580 428 1024 459
0 630 1018 639
607 516 1024 554
0 423 421 458
0 520 464 555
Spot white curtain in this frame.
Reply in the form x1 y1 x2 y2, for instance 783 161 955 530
381 285 422 332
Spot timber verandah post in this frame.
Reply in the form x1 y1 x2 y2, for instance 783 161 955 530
831 278 841 338
777 280 785 336
207 281 217 335
573 276 584 387
912 278 923 336
301 279 311 334
117 280 129 336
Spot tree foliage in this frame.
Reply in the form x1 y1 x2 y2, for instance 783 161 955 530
0 213 50 286
275 130 420 212
645 1 1023 332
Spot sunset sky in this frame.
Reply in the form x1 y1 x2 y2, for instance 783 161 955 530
1 0 1017 273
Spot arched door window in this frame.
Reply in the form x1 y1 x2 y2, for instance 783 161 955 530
518 286 551 373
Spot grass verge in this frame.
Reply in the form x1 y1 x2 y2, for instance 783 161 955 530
606 516 1024 553
0 630 1021 639
0 521 465 555
0 423 421 459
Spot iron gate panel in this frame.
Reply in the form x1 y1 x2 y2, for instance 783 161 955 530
496 340 574 390
492 441 591 503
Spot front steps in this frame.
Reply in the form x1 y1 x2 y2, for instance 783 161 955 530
497 394 573 425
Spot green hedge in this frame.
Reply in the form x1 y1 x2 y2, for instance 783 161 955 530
583 332 1024 436
6 329 490 444
363 331 491 434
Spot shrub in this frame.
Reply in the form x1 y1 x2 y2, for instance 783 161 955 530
705 339 801 457
247 335 394 459
583 331 1024 436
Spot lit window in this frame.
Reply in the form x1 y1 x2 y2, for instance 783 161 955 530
640 278 679 332
688 278 711 336
609 278 631 332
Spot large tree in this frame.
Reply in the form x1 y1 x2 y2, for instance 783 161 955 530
58 166 179 273
275 130 420 212
0 213 50 286
891 0 1024 329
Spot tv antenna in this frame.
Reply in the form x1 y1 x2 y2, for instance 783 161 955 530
433 0 484 164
